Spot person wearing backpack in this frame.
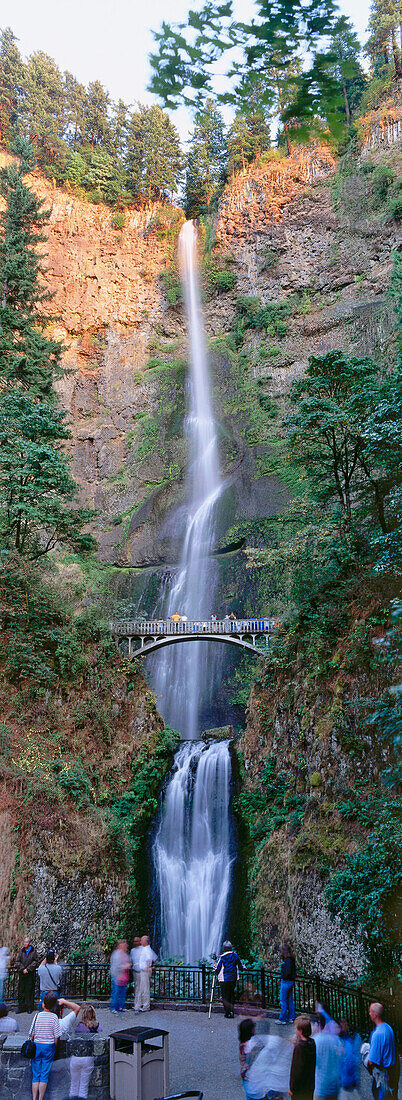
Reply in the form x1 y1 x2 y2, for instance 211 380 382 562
279 942 296 1023
214 940 244 1019
38 950 62 1009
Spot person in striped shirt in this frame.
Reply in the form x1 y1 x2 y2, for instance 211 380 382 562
31 991 61 1099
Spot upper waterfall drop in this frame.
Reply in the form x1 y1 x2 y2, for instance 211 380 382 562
150 221 234 961
149 219 224 740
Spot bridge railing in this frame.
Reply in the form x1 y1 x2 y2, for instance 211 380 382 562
110 618 276 637
4 964 400 1040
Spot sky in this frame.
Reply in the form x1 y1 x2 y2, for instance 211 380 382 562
6 0 371 142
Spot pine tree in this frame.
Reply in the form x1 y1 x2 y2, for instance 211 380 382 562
63 70 87 151
367 0 402 79
184 99 227 216
0 136 63 397
126 105 182 201
0 136 95 558
328 16 366 125
84 80 111 149
0 391 95 557
0 27 23 145
22 51 65 165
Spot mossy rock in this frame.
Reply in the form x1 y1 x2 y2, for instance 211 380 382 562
310 771 323 788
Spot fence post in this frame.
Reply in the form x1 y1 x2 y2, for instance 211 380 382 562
261 968 266 1009
201 965 206 1004
357 987 365 1035
83 960 88 1001
315 974 321 1007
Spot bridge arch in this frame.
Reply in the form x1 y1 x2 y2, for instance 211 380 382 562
110 617 276 660
121 633 266 659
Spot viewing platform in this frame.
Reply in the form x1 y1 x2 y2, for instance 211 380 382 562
110 617 277 657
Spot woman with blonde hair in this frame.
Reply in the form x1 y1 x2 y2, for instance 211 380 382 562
69 1002 101 1099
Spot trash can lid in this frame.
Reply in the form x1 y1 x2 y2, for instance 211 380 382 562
110 1027 168 1042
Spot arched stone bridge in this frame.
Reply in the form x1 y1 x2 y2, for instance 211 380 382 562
110 618 277 658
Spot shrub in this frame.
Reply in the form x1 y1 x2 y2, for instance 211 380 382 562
112 211 126 230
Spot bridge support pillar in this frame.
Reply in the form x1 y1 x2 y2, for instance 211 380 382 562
252 635 256 646
128 637 132 658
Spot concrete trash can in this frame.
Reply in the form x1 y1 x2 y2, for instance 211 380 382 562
110 1026 169 1100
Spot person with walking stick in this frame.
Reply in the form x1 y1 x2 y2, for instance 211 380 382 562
214 940 244 1019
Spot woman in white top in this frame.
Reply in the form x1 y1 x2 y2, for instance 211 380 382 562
31 990 61 1100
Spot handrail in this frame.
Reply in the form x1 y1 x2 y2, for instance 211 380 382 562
110 618 277 636
3 962 399 1040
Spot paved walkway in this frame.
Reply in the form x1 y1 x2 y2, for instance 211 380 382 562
9 1004 400 1100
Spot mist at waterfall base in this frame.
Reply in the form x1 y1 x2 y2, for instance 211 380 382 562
148 222 236 963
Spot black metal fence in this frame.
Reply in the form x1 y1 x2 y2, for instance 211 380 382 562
5 964 400 1041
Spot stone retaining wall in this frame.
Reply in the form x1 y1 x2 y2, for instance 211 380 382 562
0 1033 109 1099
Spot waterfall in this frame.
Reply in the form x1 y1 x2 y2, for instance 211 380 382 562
151 221 233 961
153 740 232 961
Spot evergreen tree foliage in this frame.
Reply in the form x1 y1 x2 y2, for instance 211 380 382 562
22 51 65 165
0 392 94 557
0 136 63 396
184 99 227 216
0 136 95 558
366 0 402 79
0 25 183 208
288 350 401 535
127 105 182 201
227 106 270 173
0 27 23 144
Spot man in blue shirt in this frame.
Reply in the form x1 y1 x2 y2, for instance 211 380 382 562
313 1013 343 1100
367 1003 399 1100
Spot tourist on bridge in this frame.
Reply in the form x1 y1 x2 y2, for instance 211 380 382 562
134 935 157 1012
366 1002 399 1100
15 934 39 1014
214 940 244 1018
279 943 296 1023
289 1015 316 1100
110 940 131 1015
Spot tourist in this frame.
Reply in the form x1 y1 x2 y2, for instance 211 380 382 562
366 1002 399 1100
313 1012 343 1100
70 1002 101 1099
38 950 62 1008
181 613 188 622
47 997 82 1099
244 1017 293 1099
279 943 296 1024
229 611 237 621
135 935 157 1012
238 1018 265 1099
338 1019 361 1100
289 1015 316 1100
110 940 131 1015
31 989 61 1100
15 934 39 1013
0 1003 18 1033
214 940 244 1019
130 937 142 1009
0 945 10 1002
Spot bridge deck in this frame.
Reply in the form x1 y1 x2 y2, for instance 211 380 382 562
110 618 276 657
110 617 275 637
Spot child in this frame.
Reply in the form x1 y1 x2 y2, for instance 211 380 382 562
289 1015 316 1100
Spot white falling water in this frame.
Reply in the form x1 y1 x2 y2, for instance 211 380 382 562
151 221 233 961
153 740 232 961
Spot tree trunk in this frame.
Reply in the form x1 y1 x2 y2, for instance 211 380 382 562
391 27 402 78
342 79 351 126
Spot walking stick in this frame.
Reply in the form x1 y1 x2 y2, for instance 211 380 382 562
208 972 216 1019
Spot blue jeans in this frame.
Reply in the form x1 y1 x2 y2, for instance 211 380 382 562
111 980 127 1012
0 978 4 1002
279 979 295 1022
32 1042 56 1083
